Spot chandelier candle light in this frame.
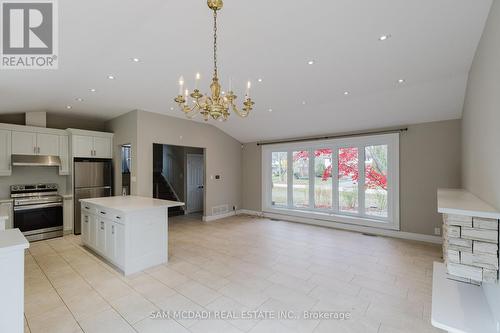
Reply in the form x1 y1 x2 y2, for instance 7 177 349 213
174 0 255 121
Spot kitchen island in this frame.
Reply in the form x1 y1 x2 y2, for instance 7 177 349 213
79 196 184 275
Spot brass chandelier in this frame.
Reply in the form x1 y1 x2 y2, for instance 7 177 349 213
174 0 254 121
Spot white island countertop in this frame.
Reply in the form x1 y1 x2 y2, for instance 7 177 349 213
80 196 184 213
0 229 29 255
437 188 500 220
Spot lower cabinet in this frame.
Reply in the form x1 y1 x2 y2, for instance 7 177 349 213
81 212 124 268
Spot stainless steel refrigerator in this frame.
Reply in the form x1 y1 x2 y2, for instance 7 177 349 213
74 158 113 234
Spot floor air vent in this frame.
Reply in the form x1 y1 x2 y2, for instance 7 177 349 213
212 204 229 216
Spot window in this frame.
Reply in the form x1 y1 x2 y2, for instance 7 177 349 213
293 151 309 208
314 149 332 209
365 145 388 217
262 134 399 230
338 147 358 213
271 152 287 207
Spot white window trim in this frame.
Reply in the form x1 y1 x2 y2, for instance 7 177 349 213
261 133 400 231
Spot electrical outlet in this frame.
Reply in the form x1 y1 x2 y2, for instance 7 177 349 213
434 227 441 235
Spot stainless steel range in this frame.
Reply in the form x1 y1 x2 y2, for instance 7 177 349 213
11 183 63 241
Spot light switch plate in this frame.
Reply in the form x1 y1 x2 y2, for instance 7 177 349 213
434 227 441 235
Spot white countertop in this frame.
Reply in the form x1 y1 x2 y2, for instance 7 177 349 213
432 262 497 333
0 198 13 204
438 188 500 220
80 196 184 213
0 229 29 254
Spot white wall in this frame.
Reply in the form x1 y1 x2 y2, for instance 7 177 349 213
462 0 500 324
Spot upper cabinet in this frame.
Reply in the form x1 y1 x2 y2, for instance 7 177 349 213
68 129 113 159
0 123 71 177
12 131 59 156
72 135 94 158
0 130 12 176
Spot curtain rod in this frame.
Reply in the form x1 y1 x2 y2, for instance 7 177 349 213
256 128 408 146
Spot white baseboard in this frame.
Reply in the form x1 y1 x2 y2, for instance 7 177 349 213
236 210 442 244
203 211 237 222
237 209 264 217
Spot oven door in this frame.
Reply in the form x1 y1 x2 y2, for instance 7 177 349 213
14 203 63 235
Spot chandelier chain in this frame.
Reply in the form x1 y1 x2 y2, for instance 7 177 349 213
213 9 218 79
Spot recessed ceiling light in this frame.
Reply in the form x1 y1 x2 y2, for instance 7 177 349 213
307 60 315 65
258 78 263 82
132 58 140 62
107 75 115 80
66 105 72 109
379 34 391 41
75 97 84 102
170 107 174 111
268 108 273 112
302 101 306 105
344 91 350 95
90 88 97 92
398 79 405 84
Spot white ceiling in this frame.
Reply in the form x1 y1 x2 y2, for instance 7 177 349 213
0 0 492 143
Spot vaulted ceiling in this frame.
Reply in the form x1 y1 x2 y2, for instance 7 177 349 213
0 0 492 142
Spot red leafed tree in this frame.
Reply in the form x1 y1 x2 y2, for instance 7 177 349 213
293 148 387 190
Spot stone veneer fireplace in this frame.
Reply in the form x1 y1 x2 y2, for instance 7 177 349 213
442 213 499 284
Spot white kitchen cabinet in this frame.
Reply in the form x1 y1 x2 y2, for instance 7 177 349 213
105 220 125 266
80 196 184 275
0 130 11 176
96 218 107 254
81 213 90 244
71 134 112 158
37 133 59 156
72 135 93 158
93 136 112 158
12 131 59 156
11 131 37 155
59 136 69 175
88 214 97 248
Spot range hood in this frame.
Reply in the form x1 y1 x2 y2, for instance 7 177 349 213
11 154 61 167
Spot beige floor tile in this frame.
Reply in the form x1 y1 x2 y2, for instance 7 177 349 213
110 292 159 325
65 290 111 321
174 280 221 306
92 276 135 301
23 215 441 333
189 319 244 333
248 320 296 333
24 290 65 320
219 282 269 309
78 308 135 333
134 317 190 333
27 306 82 333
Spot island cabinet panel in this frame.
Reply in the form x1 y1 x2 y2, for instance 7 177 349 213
79 196 182 275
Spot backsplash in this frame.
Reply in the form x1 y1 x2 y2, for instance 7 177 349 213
0 166 67 199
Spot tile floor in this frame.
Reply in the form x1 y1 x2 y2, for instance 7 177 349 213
23 214 444 333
